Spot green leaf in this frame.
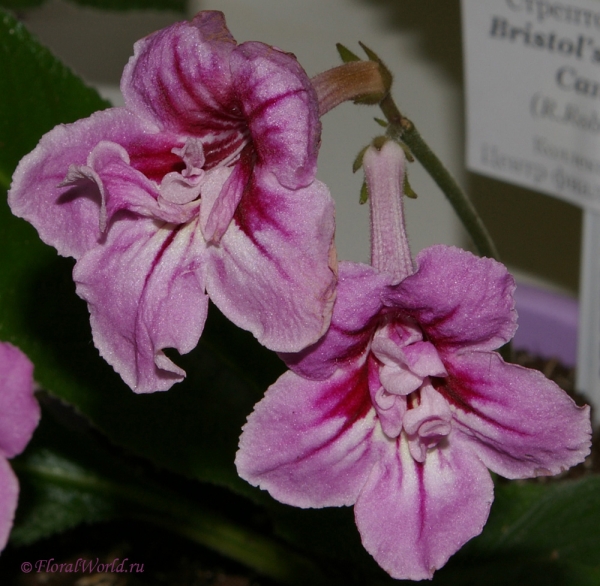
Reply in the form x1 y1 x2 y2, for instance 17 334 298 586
429 477 600 586
269 504 380 580
11 428 120 545
265 476 600 586
67 0 185 12
0 9 110 189
0 0 185 11
12 405 334 586
0 0 45 9
471 477 600 567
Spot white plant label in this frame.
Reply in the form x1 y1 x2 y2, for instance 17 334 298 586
462 0 600 420
462 0 600 210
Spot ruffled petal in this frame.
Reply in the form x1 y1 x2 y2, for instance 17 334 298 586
439 351 591 478
204 169 336 353
0 343 39 459
371 389 406 439
122 11 248 169
73 216 208 393
231 41 320 188
403 342 447 378
159 172 203 206
236 357 382 508
65 141 199 230
282 262 392 380
388 246 517 352
379 365 422 396
0 457 19 553
354 434 493 581
8 108 163 259
404 383 452 462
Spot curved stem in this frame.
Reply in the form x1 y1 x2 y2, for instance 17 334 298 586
379 94 499 260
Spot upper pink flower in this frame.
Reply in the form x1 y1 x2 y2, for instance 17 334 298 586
0 343 40 553
8 11 336 393
236 142 592 580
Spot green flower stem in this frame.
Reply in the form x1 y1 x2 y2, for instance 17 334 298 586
16 458 334 586
378 94 499 260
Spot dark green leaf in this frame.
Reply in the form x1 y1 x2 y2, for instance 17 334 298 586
11 452 119 546
0 0 185 11
67 0 185 12
266 475 600 586
0 0 45 9
0 9 110 188
428 477 600 586
11 405 131 546
12 406 334 586
469 477 600 567
269 504 380 582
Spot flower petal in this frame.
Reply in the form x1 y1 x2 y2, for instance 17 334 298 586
0 457 19 553
204 169 336 353
354 434 493 581
69 141 198 230
231 41 321 189
122 11 248 170
73 216 208 393
403 342 447 378
282 262 392 380
236 357 381 508
8 108 173 259
388 246 517 352
0 343 39 459
439 351 591 478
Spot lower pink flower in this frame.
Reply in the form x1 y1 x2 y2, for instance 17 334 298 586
0 343 40 553
235 141 592 580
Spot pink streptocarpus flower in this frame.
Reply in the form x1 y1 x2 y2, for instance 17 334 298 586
0 343 40 553
8 11 337 393
236 141 592 580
